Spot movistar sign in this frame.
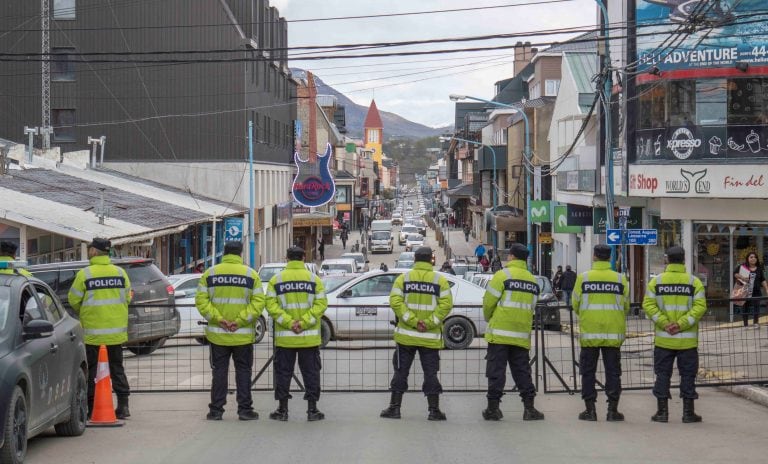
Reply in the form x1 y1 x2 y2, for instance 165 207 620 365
530 200 551 224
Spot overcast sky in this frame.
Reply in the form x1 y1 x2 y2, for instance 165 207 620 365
275 0 597 128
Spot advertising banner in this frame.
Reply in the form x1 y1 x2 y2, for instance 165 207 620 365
629 163 768 198
553 205 584 234
637 1 768 73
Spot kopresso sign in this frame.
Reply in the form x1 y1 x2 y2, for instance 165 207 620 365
629 164 768 198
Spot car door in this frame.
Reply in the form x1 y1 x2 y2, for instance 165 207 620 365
333 273 398 340
18 284 58 427
32 283 79 415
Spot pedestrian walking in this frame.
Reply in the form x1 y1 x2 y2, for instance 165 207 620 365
67 238 132 419
195 241 263 421
265 246 328 421
571 245 630 421
560 265 577 306
643 246 707 423
318 238 325 261
463 224 471 242
479 255 490 272
380 247 452 421
474 243 487 260
480 243 545 422
340 228 349 250
552 265 563 294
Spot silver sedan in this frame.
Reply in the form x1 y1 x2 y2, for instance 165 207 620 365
321 269 487 349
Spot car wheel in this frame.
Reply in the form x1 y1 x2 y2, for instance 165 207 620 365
443 317 474 350
125 338 167 356
320 318 333 348
195 337 209 345
1 386 27 464
254 316 267 344
54 368 87 437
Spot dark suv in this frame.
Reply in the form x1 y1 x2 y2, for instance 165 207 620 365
28 258 180 355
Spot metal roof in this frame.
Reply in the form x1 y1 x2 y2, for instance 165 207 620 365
564 52 598 114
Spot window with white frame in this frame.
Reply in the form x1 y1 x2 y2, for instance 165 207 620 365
545 79 561 96
367 129 379 143
529 83 541 99
53 0 76 19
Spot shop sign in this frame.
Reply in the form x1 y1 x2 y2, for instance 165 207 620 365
593 207 643 235
293 216 332 227
637 125 768 162
629 164 768 198
566 204 593 226
636 0 768 73
292 143 336 208
553 206 583 234
530 200 552 224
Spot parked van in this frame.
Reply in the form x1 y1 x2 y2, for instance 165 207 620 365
29 258 180 355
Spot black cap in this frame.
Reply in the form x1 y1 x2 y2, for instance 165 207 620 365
665 246 685 263
223 241 243 256
509 243 529 260
414 246 433 262
89 237 111 252
287 246 306 261
594 244 612 260
0 241 17 255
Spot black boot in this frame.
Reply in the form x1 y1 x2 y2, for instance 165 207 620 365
651 398 668 423
380 392 403 419
307 400 325 422
115 397 130 419
482 398 503 421
522 398 544 421
682 398 702 423
269 399 289 421
427 395 446 421
606 398 624 422
578 400 597 421
238 409 259 421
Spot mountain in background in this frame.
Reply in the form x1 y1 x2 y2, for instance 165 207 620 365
293 69 452 140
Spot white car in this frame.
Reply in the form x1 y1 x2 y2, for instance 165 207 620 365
168 273 267 345
404 234 425 251
391 213 403 225
394 251 415 269
399 225 419 245
258 262 318 291
321 269 488 349
320 258 357 276
340 252 369 273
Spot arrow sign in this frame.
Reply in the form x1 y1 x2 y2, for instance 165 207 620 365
606 228 658 246
607 230 621 244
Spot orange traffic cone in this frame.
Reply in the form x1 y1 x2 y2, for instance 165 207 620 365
88 345 124 427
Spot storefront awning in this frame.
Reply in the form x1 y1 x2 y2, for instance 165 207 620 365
293 213 333 228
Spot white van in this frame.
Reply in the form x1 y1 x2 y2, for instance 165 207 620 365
369 219 394 254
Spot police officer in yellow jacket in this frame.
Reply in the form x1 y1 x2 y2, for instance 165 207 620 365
572 244 630 422
481 243 544 421
0 241 32 277
196 241 264 421
643 246 707 423
265 246 328 421
67 238 132 419
380 247 452 421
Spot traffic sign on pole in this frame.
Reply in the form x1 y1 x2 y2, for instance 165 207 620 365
606 229 658 246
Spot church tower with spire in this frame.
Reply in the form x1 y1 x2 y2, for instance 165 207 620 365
363 99 383 169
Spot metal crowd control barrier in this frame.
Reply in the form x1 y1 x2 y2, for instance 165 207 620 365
123 296 768 394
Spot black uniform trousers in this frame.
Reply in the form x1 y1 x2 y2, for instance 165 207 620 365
579 346 622 401
274 346 322 402
86 344 130 411
485 343 536 401
209 343 254 414
390 343 442 395
653 347 699 400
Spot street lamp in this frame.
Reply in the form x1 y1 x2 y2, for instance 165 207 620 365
449 94 533 264
440 135 498 253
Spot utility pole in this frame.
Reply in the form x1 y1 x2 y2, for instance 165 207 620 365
24 127 38 164
40 0 51 149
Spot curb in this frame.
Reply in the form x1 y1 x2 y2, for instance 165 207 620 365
720 384 768 408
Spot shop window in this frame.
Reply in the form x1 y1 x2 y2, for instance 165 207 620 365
696 79 727 126
649 217 681 278
728 78 768 125
668 80 696 126
638 83 666 129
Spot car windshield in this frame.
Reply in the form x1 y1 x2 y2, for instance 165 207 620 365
372 231 389 240
396 260 415 268
342 254 364 265
323 264 352 272
407 234 422 241
402 226 417 234
0 287 9 332
259 266 284 281
536 277 553 294
322 275 356 292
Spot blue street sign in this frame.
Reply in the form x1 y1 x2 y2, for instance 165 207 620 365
606 228 658 246
224 217 244 242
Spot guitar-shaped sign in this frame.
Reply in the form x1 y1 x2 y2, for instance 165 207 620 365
291 142 336 208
